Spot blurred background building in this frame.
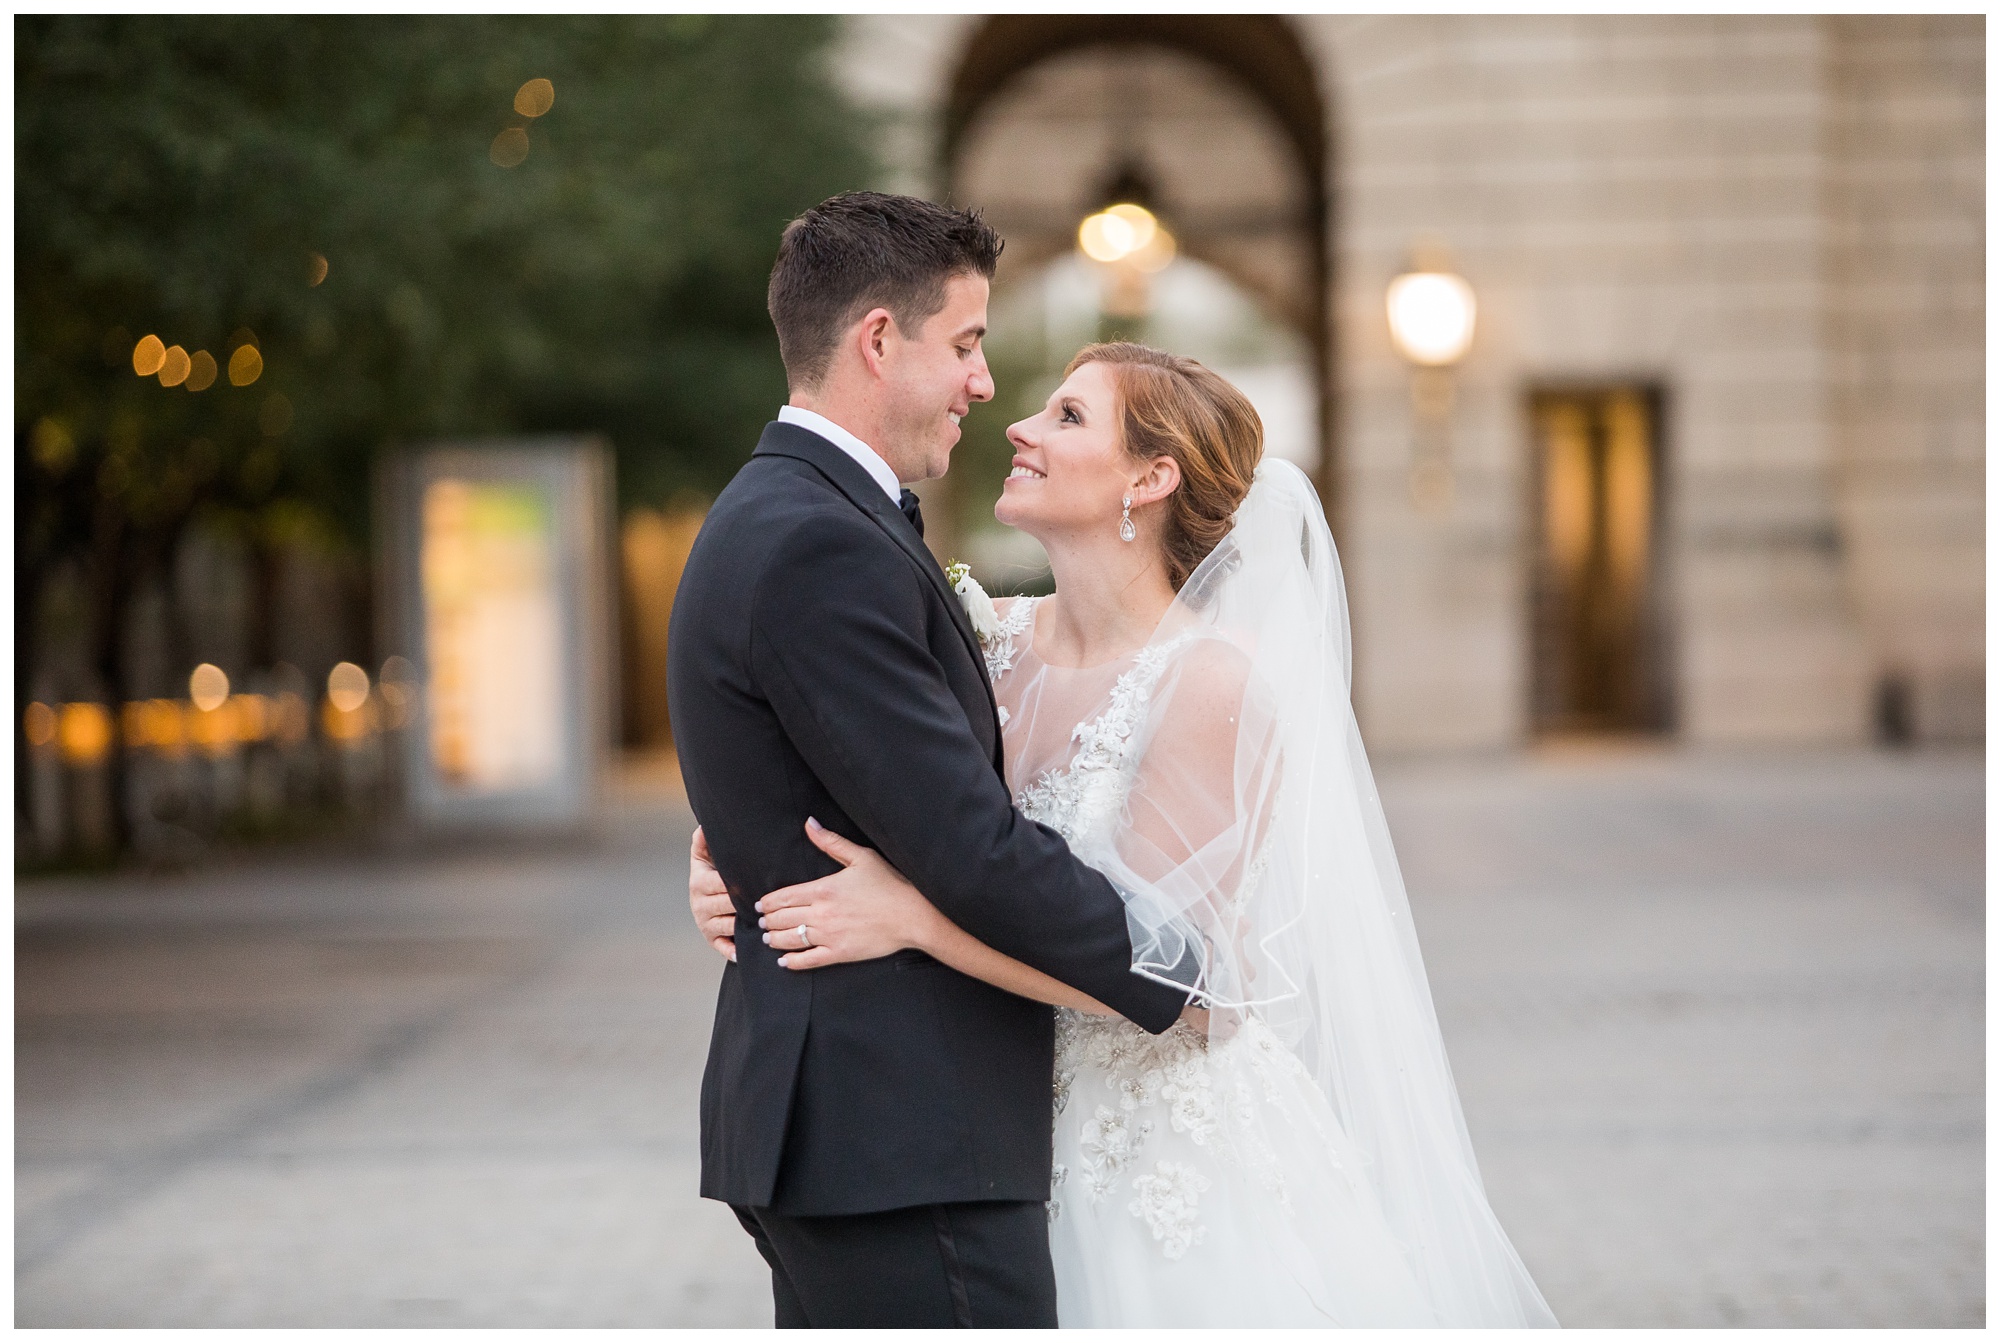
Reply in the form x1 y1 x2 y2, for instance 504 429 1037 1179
16 15 1982 869
836 13 1984 754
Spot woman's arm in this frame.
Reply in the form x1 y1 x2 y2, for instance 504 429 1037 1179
753 819 1119 1015
913 909 1120 1016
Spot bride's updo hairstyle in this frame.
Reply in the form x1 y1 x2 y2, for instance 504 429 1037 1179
1066 342 1265 591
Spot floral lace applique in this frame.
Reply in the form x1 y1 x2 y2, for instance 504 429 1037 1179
1056 1008 1326 1256
1078 1104 1152 1203
1016 631 1195 844
1129 1160 1212 1259
978 595 1039 685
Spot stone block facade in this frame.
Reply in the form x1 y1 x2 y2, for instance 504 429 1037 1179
833 15 1983 750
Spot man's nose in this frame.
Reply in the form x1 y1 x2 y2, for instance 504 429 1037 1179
967 353 995 403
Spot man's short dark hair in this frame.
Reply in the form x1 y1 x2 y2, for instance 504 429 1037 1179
768 191 1003 390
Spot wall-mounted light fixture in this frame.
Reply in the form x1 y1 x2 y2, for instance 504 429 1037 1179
1386 247 1476 513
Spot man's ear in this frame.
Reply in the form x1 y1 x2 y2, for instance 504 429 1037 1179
855 307 895 380
1131 453 1182 508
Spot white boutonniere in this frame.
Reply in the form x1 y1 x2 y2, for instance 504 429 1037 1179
944 560 1000 641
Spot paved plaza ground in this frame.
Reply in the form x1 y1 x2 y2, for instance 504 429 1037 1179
14 746 1983 1327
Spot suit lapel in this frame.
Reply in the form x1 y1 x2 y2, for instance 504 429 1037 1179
751 423 1001 737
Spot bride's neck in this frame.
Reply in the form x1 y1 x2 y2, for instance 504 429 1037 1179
1035 527 1177 667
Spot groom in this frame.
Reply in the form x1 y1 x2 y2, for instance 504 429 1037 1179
666 192 1192 1327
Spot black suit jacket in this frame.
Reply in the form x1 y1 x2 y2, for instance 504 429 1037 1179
667 421 1189 1216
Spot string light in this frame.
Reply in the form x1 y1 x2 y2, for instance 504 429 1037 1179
491 127 530 168
228 344 264 386
132 335 166 377
158 345 192 387
514 78 555 118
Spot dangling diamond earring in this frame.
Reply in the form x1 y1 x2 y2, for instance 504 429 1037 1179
1119 495 1136 543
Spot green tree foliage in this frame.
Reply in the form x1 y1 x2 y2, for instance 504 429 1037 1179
16 15 875 695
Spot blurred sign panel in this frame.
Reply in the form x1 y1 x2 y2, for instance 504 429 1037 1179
380 440 613 829
421 479 564 793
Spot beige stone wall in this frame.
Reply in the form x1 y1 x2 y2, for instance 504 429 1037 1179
1825 15 1985 742
1306 15 1881 748
833 15 1983 751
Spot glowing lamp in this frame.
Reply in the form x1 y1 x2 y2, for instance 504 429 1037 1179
1078 203 1174 271
1386 271 1477 367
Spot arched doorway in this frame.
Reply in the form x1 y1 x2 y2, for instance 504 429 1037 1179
933 17 1331 568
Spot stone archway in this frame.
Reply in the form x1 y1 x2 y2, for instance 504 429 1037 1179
939 17 1335 532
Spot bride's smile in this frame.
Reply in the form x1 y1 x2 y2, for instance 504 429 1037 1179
995 360 1177 551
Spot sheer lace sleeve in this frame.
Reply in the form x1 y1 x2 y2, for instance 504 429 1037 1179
1078 634 1286 1013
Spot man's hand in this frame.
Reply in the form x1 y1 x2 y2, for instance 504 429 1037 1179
689 826 736 962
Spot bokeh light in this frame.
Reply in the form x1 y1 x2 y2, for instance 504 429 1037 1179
1077 203 1176 272
515 78 555 118
228 343 264 386
185 349 218 391
1386 271 1478 366
327 660 371 713
189 662 230 712
189 699 236 755
379 655 417 730
491 126 530 168
56 702 113 764
23 702 57 748
132 334 165 376
158 344 192 386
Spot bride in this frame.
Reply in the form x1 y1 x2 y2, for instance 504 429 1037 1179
690 342 1557 1327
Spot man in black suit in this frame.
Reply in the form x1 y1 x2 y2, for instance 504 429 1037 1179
666 193 1191 1327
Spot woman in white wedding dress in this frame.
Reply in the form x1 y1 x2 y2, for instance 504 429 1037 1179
700 343 1556 1327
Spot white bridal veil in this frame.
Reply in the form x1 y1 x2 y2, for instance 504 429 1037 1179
1075 458 1558 1327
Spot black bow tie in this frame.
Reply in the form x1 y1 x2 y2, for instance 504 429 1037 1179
898 490 924 538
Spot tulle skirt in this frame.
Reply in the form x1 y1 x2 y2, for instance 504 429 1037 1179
1048 1010 1438 1328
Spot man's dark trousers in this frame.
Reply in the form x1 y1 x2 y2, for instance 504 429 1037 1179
733 1200 1057 1327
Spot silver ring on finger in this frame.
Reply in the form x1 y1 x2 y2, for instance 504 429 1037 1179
797 924 812 949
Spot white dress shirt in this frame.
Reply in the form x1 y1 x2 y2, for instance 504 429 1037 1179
777 405 902 504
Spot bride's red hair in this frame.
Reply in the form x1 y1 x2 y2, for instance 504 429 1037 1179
1064 342 1265 591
